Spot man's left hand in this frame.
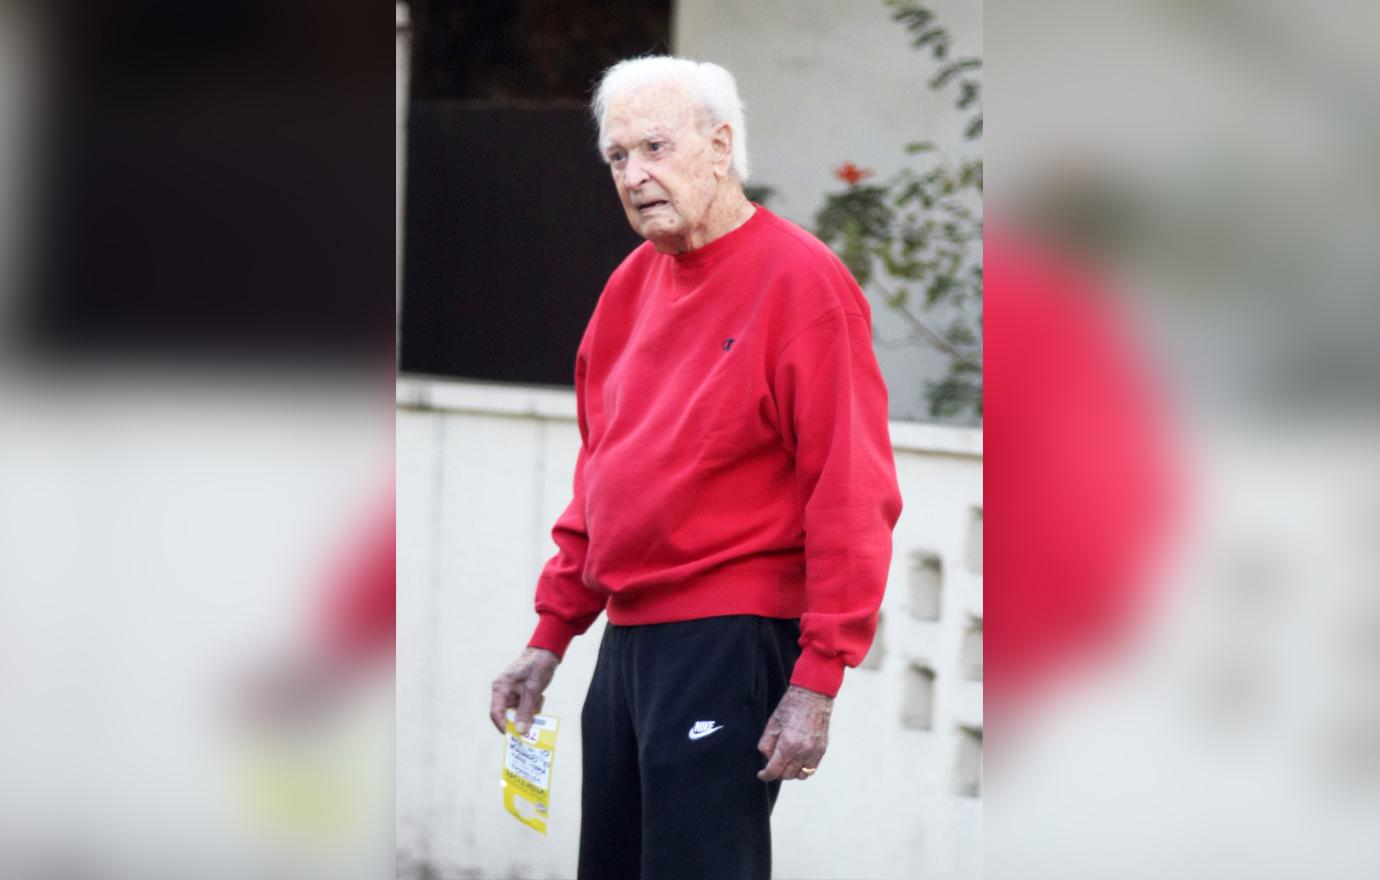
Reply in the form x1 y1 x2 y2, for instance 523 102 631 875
756 684 833 782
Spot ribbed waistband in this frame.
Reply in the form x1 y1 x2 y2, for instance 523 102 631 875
605 564 806 626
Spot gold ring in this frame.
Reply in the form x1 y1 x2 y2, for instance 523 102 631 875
800 766 817 775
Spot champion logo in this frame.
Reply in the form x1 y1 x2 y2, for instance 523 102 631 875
687 721 724 740
722 337 736 351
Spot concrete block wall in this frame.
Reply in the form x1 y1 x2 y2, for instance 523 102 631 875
397 378 982 880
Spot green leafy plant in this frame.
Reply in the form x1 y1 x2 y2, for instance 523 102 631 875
742 184 776 205
814 1 983 421
889 0 982 139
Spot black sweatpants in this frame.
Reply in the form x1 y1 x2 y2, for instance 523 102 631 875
577 615 802 880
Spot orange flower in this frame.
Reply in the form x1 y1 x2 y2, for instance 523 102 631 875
834 162 874 186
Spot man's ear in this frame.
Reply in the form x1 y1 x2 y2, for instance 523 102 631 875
711 122 734 178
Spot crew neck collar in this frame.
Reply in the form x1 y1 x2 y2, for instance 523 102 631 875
667 204 768 268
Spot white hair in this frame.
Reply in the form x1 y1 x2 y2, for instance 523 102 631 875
591 55 750 182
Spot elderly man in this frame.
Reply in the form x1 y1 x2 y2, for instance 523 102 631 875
490 56 902 879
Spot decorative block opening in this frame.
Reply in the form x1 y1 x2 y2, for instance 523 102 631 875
859 611 885 671
901 663 936 730
908 552 943 621
954 724 983 797
965 506 983 574
960 615 983 681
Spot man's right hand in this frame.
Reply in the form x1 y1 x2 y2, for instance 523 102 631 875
489 647 560 735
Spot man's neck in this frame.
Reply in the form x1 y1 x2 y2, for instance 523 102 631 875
668 187 755 254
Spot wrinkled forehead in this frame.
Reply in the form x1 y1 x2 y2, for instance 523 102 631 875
601 82 703 147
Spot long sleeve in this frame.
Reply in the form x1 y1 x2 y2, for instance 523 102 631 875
528 353 609 657
773 306 903 696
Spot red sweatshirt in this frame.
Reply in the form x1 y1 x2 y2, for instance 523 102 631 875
527 206 902 697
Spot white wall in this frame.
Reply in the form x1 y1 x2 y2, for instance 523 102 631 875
0 379 393 880
396 378 982 880
673 0 983 422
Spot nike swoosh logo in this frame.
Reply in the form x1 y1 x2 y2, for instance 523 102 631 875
688 724 725 740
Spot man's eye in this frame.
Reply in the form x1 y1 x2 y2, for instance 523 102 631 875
647 142 665 153
609 151 625 163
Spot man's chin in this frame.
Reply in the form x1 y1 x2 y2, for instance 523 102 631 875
637 220 685 250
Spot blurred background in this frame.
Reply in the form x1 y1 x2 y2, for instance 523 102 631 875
985 1 1380 878
0 2 394 879
395 2 983 879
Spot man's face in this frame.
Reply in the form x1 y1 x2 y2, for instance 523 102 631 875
601 83 724 253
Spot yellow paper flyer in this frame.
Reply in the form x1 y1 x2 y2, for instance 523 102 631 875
501 710 559 834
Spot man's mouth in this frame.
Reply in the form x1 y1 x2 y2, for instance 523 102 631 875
637 200 669 212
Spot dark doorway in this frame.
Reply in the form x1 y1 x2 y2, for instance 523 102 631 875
399 0 672 386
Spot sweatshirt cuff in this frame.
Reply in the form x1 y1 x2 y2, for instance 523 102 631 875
789 646 846 697
528 613 580 659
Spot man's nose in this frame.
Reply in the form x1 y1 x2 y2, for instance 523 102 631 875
623 155 650 189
